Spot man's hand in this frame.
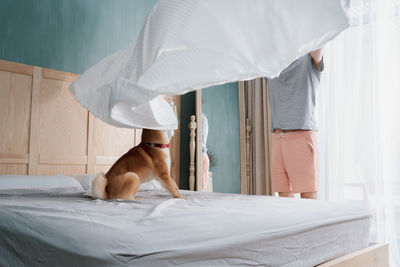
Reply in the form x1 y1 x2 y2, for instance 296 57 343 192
310 48 323 72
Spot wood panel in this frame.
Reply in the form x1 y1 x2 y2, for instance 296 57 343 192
37 164 86 176
37 72 88 176
28 67 41 175
317 243 389 267
0 153 29 164
0 61 33 176
86 112 96 173
94 118 134 159
39 77 88 157
93 117 135 174
0 60 181 185
0 59 34 75
0 164 28 175
0 71 32 154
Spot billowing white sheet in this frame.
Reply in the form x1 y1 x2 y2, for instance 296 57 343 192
70 0 350 129
0 189 370 267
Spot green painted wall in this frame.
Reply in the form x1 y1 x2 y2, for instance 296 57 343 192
0 0 158 74
202 83 241 194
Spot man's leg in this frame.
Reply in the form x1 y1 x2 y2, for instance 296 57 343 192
300 192 317 199
202 152 210 192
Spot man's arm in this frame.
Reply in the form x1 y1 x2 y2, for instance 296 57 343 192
309 48 323 72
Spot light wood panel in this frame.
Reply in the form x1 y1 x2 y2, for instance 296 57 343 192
0 59 181 186
0 61 33 176
94 117 135 159
92 117 135 175
316 243 389 267
28 67 41 175
0 59 34 75
39 77 88 157
0 71 32 154
0 164 28 175
37 164 87 176
42 68 79 83
87 112 96 173
0 153 29 164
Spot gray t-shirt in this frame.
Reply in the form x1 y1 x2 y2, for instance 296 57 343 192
266 54 324 131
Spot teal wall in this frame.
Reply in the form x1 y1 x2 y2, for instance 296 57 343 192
0 0 157 74
202 83 241 194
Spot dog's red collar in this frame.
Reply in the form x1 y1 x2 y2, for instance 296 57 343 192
145 142 170 148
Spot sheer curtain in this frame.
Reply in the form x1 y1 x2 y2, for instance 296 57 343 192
318 0 400 265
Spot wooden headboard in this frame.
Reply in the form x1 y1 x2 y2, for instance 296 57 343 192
0 59 181 184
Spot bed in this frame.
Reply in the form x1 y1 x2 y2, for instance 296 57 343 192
0 174 372 267
0 60 389 266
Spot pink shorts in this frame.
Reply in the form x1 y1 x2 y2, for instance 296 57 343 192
271 130 320 193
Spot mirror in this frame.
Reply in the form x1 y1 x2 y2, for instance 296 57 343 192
194 83 246 193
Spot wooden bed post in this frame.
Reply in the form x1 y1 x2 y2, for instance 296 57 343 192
188 115 196 191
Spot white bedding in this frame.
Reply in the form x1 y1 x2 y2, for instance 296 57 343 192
70 0 350 129
0 189 370 267
0 174 84 195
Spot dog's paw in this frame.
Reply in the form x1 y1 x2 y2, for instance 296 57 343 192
134 197 143 200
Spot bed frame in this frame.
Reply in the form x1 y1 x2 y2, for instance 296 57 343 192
317 243 389 267
0 59 181 184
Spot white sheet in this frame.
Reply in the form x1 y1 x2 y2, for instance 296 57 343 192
0 189 370 266
70 0 350 129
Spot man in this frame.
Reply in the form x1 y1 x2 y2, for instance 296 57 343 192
266 49 323 199
201 99 210 192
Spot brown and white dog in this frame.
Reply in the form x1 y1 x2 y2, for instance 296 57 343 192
91 129 182 200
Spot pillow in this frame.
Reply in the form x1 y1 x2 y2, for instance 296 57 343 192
0 175 85 195
139 179 163 191
72 174 96 192
72 174 163 192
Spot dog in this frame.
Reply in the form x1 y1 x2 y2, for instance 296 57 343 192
91 129 182 200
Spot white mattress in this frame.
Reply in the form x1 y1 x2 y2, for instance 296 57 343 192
0 189 370 267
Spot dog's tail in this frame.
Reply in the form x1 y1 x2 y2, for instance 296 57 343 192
91 172 108 199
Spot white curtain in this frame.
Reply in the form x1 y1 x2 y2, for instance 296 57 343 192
318 0 400 265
